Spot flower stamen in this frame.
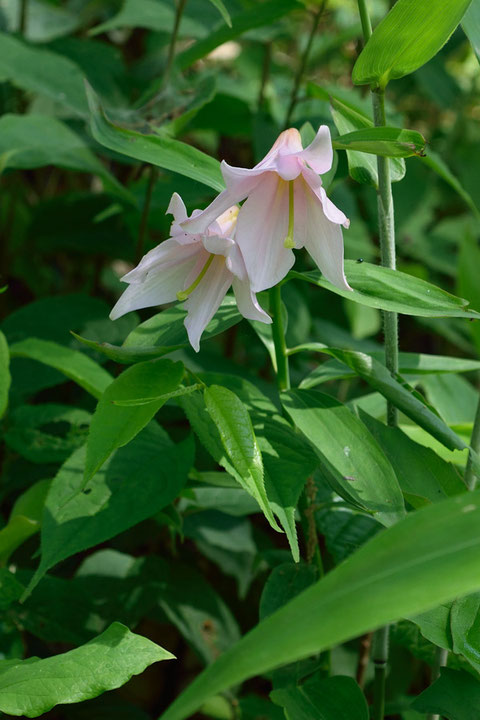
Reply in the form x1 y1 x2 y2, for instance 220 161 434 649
177 254 215 301
283 181 295 249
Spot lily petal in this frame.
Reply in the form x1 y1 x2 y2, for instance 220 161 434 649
302 182 352 292
181 188 239 235
298 125 333 175
234 173 295 292
302 168 349 228
110 243 200 319
232 276 272 324
183 255 232 351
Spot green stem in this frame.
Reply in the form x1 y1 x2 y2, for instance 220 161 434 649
357 0 373 40
135 165 158 264
372 625 389 720
164 0 188 86
19 0 28 34
426 647 448 720
269 285 290 391
465 394 480 490
284 2 326 128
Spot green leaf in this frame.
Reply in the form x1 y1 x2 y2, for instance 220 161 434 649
411 668 480 720
0 622 173 718
88 0 206 38
0 480 50 565
333 127 426 158
463 0 480 61
0 331 10 419
75 296 241 364
421 150 480 218
84 359 184 483
300 352 480 389
86 83 224 192
27 425 193 595
309 347 469 455
352 0 473 88
290 260 480 319
281 389 405 526
176 0 301 70
9 339 113 399
204 386 281 533
207 0 232 27
451 592 480 672
259 563 317 621
271 674 369 720
0 32 88 115
158 491 480 720
0 114 132 203
458 234 480 353
360 411 466 508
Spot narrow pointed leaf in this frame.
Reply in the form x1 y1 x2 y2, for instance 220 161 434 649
0 331 10 418
158 491 480 720
333 127 426 158
352 0 473 88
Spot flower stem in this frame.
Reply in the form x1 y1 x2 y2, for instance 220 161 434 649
372 625 389 720
269 285 290 391
465 394 480 490
284 2 326 128
164 0 188 86
135 165 158 264
426 647 448 720
19 0 28 34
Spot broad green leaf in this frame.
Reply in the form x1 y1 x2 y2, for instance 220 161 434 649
451 592 480 672
281 389 405 526
0 114 132 203
0 480 50 565
84 359 184 483
463 0 480 60
0 569 24 612
0 331 10 419
333 127 426 158
176 0 301 70
86 84 224 191
4 0 80 42
360 411 466 508
352 0 473 88
458 234 480 353
300 352 480 389
204 386 281 533
0 32 88 115
290 260 480 319
422 374 478 425
4 404 91 464
0 622 173 718
409 603 453 649
259 563 317 621
326 92 405 185
207 0 232 27
158 491 480 720
89 0 206 38
271 674 369 720
26 425 193 595
9 339 113 399
75 296 241 364
313 347 470 455
411 668 480 720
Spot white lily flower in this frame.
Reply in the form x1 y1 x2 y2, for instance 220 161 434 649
110 193 271 352
182 126 352 293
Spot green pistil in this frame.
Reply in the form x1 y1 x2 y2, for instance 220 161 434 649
177 253 215 301
283 181 295 249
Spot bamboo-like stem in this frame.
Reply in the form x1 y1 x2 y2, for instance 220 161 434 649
284 2 326 128
426 647 448 720
135 166 158 264
19 0 28 34
164 0 188 86
372 625 389 720
465 395 480 490
269 285 290 391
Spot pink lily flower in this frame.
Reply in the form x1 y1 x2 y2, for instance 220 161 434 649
110 193 271 351
182 126 352 293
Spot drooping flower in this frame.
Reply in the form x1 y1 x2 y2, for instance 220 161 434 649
110 193 271 351
182 126 352 293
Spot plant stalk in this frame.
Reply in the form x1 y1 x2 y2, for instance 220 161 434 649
426 647 448 720
164 0 188 86
284 2 326 128
372 625 389 720
19 0 28 34
135 166 158 264
269 285 290 391
465 394 480 490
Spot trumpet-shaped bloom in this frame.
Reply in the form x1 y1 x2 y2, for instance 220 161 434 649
110 193 271 351
182 126 352 293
